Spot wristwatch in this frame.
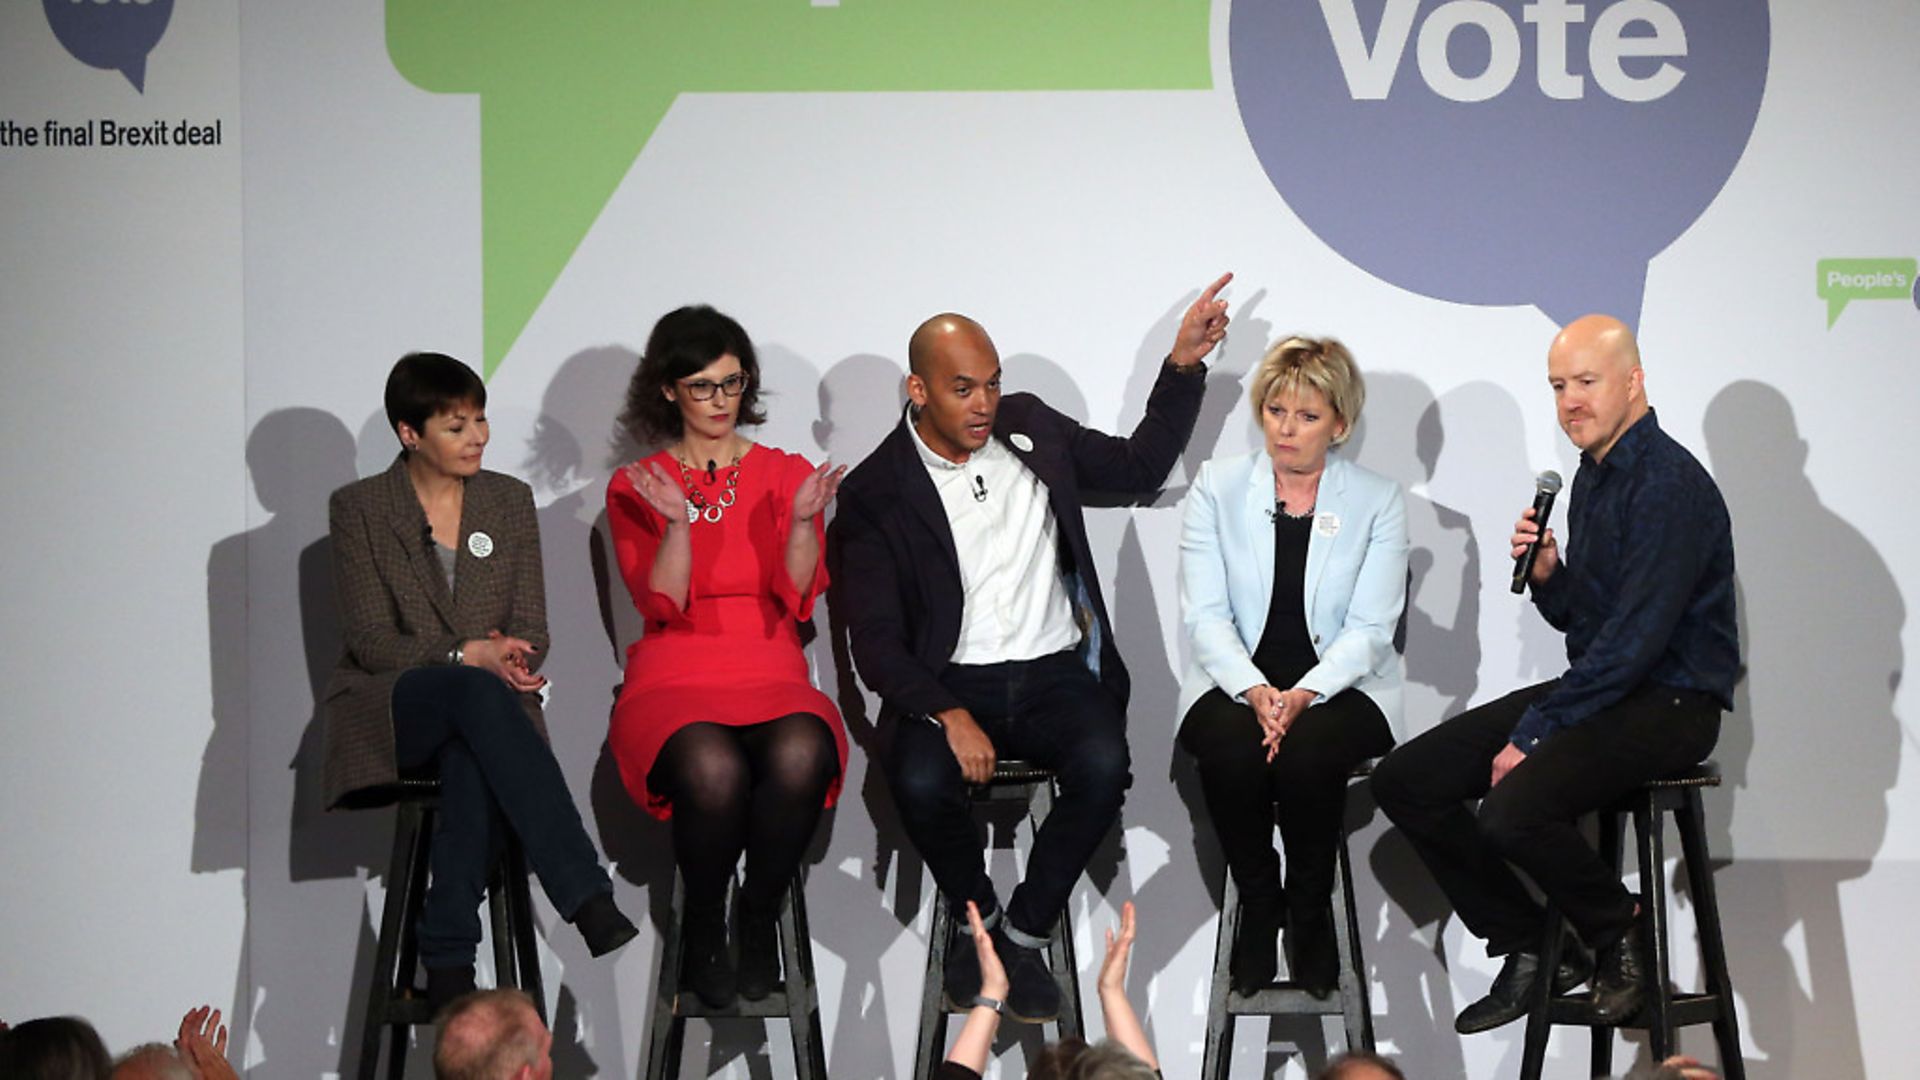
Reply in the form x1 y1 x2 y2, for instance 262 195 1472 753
969 995 1005 1014
447 642 465 666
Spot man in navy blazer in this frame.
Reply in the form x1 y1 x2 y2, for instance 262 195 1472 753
832 276 1230 1020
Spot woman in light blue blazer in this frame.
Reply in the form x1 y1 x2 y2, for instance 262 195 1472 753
1178 336 1408 996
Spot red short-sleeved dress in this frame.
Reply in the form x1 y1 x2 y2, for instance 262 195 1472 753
606 444 848 820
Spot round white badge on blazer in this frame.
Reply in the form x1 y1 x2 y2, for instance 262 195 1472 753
1314 512 1341 539
1010 433 1034 452
467 531 495 558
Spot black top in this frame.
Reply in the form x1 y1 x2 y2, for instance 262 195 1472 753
1513 409 1740 750
1250 505 1318 690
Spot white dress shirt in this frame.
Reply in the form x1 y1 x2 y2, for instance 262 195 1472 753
909 412 1082 664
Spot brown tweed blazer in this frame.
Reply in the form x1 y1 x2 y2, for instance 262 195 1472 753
321 455 549 809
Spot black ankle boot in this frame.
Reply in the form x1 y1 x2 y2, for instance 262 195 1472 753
571 891 639 958
736 898 782 1001
1230 895 1285 996
1284 904 1340 998
1591 922 1648 1025
682 907 735 1009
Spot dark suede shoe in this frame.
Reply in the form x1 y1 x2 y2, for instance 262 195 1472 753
1229 897 1285 996
942 920 983 1008
425 964 476 1015
571 891 639 958
1590 923 1648 1025
1285 906 1340 998
736 900 782 1002
682 909 736 1009
997 928 1061 1023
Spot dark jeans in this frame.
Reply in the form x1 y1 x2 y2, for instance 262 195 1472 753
1371 679 1720 955
1179 687 1394 915
392 665 611 968
886 650 1130 943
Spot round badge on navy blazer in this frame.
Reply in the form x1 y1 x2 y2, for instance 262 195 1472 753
1010 433 1034 452
468 531 495 558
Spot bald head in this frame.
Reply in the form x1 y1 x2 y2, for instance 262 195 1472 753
1550 314 1640 375
1547 313 1648 460
433 990 550 1080
908 313 995 379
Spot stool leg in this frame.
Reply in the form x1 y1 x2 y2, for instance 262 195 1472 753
1520 906 1566 1080
360 799 431 1080
1201 872 1238 1080
1024 776 1085 1043
1331 833 1373 1052
645 873 688 1080
1591 808 1624 1079
1677 792 1745 1080
1636 800 1675 1059
780 874 829 1080
913 897 955 1080
498 835 546 1022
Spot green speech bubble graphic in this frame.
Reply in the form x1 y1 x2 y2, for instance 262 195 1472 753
1817 257 1917 328
387 1 1213 377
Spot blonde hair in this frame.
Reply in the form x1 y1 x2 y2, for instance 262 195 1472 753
1248 336 1365 444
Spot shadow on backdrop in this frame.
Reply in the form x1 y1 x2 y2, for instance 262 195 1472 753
1700 380 1902 1079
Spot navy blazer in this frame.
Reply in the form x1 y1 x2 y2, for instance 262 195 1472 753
832 361 1206 726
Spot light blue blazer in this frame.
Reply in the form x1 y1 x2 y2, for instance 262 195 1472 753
1177 450 1410 739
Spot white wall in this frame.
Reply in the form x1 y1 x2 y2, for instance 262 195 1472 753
3 1 1915 1077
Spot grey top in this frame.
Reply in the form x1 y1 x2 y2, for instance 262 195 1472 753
434 541 457 592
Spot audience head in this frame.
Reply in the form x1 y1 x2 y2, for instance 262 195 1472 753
0 1016 113 1080
433 989 551 1080
1249 336 1364 474
1028 1036 1161 1080
622 304 767 446
905 313 1002 463
1546 313 1646 461
1316 1050 1408 1080
110 1045 192 1080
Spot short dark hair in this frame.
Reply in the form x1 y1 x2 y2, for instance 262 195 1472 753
620 305 767 446
1316 1051 1408 1080
385 351 487 444
0 1016 112 1079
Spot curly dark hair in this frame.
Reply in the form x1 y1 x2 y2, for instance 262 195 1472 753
620 305 768 446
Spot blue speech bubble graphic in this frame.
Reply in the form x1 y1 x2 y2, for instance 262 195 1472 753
1231 0 1768 327
43 0 176 93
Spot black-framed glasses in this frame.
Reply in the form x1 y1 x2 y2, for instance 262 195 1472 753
681 373 750 401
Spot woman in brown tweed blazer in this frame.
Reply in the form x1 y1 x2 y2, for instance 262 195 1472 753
323 352 636 1006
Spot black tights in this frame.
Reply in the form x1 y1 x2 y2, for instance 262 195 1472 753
647 713 839 915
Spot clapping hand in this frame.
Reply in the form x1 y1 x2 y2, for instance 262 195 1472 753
1098 901 1139 994
791 460 848 524
1170 272 1234 368
175 1005 239 1080
626 460 689 524
966 901 1009 1002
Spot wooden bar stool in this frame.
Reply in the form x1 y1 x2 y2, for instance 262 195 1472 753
1520 761 1744 1080
643 870 828 1080
911 760 1086 1080
1200 762 1376 1080
357 778 545 1080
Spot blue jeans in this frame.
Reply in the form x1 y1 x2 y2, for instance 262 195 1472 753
886 650 1131 942
392 666 611 967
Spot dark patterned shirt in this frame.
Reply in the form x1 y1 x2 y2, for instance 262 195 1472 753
1511 409 1740 751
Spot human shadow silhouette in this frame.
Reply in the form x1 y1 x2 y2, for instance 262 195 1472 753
1697 381 1902 1079
203 407 391 1076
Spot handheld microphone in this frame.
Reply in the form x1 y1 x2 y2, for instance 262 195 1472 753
972 475 988 502
1511 470 1563 594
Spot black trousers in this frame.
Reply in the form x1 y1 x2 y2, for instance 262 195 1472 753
1179 687 1394 913
1371 679 1720 955
392 666 611 968
886 650 1130 943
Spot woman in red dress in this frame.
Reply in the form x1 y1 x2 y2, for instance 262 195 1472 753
607 305 848 1008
